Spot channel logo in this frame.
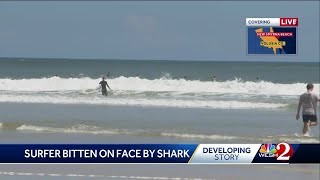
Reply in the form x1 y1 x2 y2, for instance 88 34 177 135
259 144 277 157
259 143 294 161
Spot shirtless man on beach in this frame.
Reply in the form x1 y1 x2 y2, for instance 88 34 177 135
296 83 319 135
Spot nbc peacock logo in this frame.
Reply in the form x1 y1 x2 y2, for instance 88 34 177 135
258 144 278 158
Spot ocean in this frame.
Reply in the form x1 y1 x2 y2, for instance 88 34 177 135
0 58 319 180
0 58 319 144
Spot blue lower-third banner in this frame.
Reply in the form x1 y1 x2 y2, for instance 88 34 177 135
0 143 319 164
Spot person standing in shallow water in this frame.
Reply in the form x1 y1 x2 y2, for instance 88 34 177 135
98 76 111 96
296 83 319 135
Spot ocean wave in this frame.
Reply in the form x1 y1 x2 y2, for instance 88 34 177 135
0 94 287 109
16 124 129 135
0 121 24 130
162 132 319 143
0 77 315 109
161 133 238 140
11 123 320 143
277 137 320 143
0 77 318 96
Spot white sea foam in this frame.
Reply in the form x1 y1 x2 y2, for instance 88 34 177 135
16 124 124 135
163 132 320 143
0 94 286 109
161 133 238 140
0 77 318 96
15 124 320 143
277 137 319 143
0 77 315 109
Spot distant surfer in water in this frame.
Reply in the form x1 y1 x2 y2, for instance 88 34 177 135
296 83 319 135
98 76 111 96
212 75 216 82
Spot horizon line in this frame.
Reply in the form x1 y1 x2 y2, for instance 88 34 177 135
0 56 319 63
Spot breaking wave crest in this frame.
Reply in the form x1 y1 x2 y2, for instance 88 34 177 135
0 95 287 109
0 77 318 95
1 122 318 143
0 77 317 109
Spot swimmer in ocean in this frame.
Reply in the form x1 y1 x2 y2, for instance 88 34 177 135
98 76 111 96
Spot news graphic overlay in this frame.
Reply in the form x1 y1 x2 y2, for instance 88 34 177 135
0 143 318 164
251 143 295 163
190 144 259 163
247 18 298 54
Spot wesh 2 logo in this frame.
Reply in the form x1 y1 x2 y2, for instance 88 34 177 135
259 143 294 160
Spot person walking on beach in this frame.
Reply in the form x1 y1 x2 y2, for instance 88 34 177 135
98 76 111 96
296 83 319 135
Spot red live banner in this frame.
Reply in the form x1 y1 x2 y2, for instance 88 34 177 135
280 18 298 26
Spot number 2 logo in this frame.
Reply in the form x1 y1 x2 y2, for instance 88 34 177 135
276 142 294 161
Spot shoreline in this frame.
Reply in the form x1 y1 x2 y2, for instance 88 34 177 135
0 102 319 144
0 164 319 180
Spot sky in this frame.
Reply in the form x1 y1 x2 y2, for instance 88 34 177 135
0 1 319 62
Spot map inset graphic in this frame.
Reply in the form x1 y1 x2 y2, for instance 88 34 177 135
248 27 296 54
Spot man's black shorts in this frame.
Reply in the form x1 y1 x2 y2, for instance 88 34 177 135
302 115 318 122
